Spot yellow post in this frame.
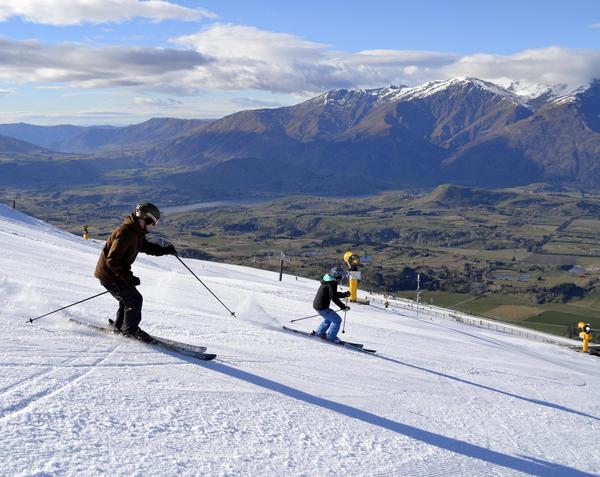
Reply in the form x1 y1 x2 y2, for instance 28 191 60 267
343 251 369 304
83 224 89 240
348 274 359 301
578 322 592 353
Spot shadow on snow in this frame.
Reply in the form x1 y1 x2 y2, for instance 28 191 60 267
205 361 595 477
371 353 600 422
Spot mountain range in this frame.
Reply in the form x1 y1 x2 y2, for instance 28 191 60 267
2 77 600 199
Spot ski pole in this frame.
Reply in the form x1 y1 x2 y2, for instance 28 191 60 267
175 255 236 318
289 309 343 323
341 297 349 334
26 291 109 324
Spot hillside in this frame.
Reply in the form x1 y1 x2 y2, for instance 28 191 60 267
58 118 211 153
0 132 50 155
0 123 109 151
1 204 599 475
410 184 518 208
444 82 600 185
0 118 212 154
2 78 600 202
146 77 598 190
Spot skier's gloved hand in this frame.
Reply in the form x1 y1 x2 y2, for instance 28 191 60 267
128 276 141 287
164 244 177 256
343 305 351 311
343 291 351 298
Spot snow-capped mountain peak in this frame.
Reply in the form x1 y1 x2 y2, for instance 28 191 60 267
313 84 407 108
308 77 592 111
391 77 526 106
495 78 588 106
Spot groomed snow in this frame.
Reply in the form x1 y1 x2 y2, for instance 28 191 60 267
1 203 600 476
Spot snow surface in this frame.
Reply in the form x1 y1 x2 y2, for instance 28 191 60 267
1 203 600 476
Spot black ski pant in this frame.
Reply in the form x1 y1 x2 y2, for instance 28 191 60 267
100 280 143 335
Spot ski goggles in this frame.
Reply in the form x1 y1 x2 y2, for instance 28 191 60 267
145 214 159 226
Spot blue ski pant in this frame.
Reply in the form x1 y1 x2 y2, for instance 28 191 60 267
315 308 342 340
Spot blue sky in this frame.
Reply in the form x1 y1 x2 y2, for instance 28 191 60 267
0 0 599 125
186 0 600 54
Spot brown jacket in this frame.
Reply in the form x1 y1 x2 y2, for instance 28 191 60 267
95 214 167 284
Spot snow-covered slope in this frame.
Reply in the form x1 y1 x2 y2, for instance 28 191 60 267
311 78 528 108
392 77 527 106
1 203 600 476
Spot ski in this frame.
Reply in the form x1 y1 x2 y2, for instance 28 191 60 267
309 330 364 348
282 326 376 353
70 318 216 361
108 319 207 353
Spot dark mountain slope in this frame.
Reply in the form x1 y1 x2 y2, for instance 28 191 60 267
0 133 52 155
3 78 600 198
0 123 90 151
444 82 600 185
0 118 212 154
60 118 211 153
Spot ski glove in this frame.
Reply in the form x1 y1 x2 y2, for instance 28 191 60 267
343 291 351 298
128 276 141 287
343 306 351 311
164 244 177 256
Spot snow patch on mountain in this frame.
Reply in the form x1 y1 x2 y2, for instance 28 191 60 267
313 85 408 108
500 79 566 100
392 77 526 106
313 77 533 109
310 77 594 111
550 94 579 106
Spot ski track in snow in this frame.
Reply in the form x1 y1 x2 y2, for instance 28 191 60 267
0 339 121 421
1 203 600 476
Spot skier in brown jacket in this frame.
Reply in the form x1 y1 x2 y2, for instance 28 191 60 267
95 203 176 342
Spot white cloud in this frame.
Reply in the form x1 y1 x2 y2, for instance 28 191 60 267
132 96 182 107
231 97 286 109
169 24 459 93
0 0 216 25
442 46 600 91
174 24 328 63
171 24 336 92
0 87 16 94
169 25 600 94
0 38 210 88
0 25 599 99
0 108 134 125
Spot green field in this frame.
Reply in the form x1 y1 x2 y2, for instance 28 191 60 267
394 288 599 341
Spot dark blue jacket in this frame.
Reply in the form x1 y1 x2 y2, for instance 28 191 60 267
313 274 348 310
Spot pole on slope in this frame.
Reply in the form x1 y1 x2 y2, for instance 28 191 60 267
416 273 420 317
341 296 349 334
279 252 285 281
175 255 236 318
26 291 109 324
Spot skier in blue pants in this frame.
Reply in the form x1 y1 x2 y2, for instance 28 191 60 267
313 267 351 342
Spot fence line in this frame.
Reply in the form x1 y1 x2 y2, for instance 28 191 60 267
368 295 582 348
